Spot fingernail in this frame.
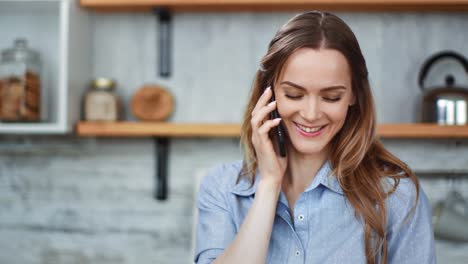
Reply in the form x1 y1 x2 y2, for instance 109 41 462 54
268 100 276 106
274 118 282 122
264 86 271 93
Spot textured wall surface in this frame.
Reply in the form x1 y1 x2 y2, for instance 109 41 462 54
1 10 468 264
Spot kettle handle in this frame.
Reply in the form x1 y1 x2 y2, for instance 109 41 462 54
418 50 468 91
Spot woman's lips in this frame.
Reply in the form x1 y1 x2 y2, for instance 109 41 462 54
294 122 327 137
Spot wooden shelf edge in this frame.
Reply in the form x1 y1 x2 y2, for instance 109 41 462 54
377 123 468 139
79 0 468 12
76 122 468 138
76 121 241 137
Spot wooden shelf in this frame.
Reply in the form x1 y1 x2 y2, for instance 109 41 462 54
76 122 468 138
79 0 468 12
377 123 468 139
76 122 241 137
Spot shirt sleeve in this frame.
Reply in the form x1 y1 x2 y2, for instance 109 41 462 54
386 178 436 264
194 164 237 264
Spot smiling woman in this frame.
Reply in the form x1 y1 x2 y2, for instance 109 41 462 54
274 48 355 161
194 11 436 264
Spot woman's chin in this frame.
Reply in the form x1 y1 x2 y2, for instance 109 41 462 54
288 142 328 157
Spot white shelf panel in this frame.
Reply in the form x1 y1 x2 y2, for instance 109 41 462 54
0 0 61 125
0 0 91 134
0 123 66 134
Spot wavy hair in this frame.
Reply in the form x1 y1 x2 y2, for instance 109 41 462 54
238 11 419 264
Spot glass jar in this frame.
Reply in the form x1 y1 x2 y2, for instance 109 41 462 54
83 78 121 121
0 38 42 122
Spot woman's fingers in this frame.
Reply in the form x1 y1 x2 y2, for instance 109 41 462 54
249 87 287 182
251 86 272 117
251 99 281 151
258 117 282 135
251 117 282 151
251 100 277 129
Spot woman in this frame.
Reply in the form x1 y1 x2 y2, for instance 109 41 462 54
194 11 435 264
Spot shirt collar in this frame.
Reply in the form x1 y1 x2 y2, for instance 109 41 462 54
230 160 344 196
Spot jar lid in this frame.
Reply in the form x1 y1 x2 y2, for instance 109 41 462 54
91 78 116 90
1 38 40 63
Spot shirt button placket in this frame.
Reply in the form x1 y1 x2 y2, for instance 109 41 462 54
294 249 304 264
293 198 306 263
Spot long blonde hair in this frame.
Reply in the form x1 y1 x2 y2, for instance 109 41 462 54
238 11 419 264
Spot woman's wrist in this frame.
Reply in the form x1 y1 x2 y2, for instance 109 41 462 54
257 178 282 196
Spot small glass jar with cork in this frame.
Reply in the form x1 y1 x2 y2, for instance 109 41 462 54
83 78 122 121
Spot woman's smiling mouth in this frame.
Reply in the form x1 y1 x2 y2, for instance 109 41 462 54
293 122 327 137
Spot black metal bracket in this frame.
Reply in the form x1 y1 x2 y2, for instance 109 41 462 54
154 137 169 200
154 7 172 77
152 6 172 200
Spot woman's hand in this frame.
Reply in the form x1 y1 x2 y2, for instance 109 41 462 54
250 86 288 186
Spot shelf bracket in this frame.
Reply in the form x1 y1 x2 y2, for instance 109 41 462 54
154 7 172 77
154 137 169 200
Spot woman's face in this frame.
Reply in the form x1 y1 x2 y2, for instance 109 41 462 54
274 47 355 158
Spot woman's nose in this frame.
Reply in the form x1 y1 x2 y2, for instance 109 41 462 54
300 98 322 121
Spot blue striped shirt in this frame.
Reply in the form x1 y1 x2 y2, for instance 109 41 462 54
194 160 436 263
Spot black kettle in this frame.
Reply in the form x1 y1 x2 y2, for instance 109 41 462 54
418 51 468 125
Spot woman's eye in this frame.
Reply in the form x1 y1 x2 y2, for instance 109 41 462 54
285 95 302 99
285 94 342 102
323 97 341 102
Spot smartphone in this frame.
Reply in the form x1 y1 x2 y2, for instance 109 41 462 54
268 85 287 157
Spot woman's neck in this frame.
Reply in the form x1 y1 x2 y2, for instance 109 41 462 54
282 146 329 194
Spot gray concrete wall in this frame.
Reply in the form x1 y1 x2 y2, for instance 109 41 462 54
1 10 468 264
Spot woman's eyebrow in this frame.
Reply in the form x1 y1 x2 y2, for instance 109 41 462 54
280 81 346 92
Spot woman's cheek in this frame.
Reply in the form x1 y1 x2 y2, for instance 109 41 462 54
328 105 349 119
277 102 293 117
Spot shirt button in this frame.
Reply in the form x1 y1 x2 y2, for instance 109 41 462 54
298 214 305 221
295 250 301 256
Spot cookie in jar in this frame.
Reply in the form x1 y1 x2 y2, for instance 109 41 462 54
0 38 42 122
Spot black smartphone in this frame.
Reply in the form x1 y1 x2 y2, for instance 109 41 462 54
268 85 287 157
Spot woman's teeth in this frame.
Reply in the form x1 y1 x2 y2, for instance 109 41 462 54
297 123 324 133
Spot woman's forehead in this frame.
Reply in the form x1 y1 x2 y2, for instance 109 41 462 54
277 48 351 90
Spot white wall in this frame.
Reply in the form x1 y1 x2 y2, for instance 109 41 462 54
0 11 467 264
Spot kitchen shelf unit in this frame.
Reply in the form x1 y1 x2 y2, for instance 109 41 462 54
0 0 91 134
76 122 468 201
80 0 468 12
74 1 468 201
76 122 468 139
